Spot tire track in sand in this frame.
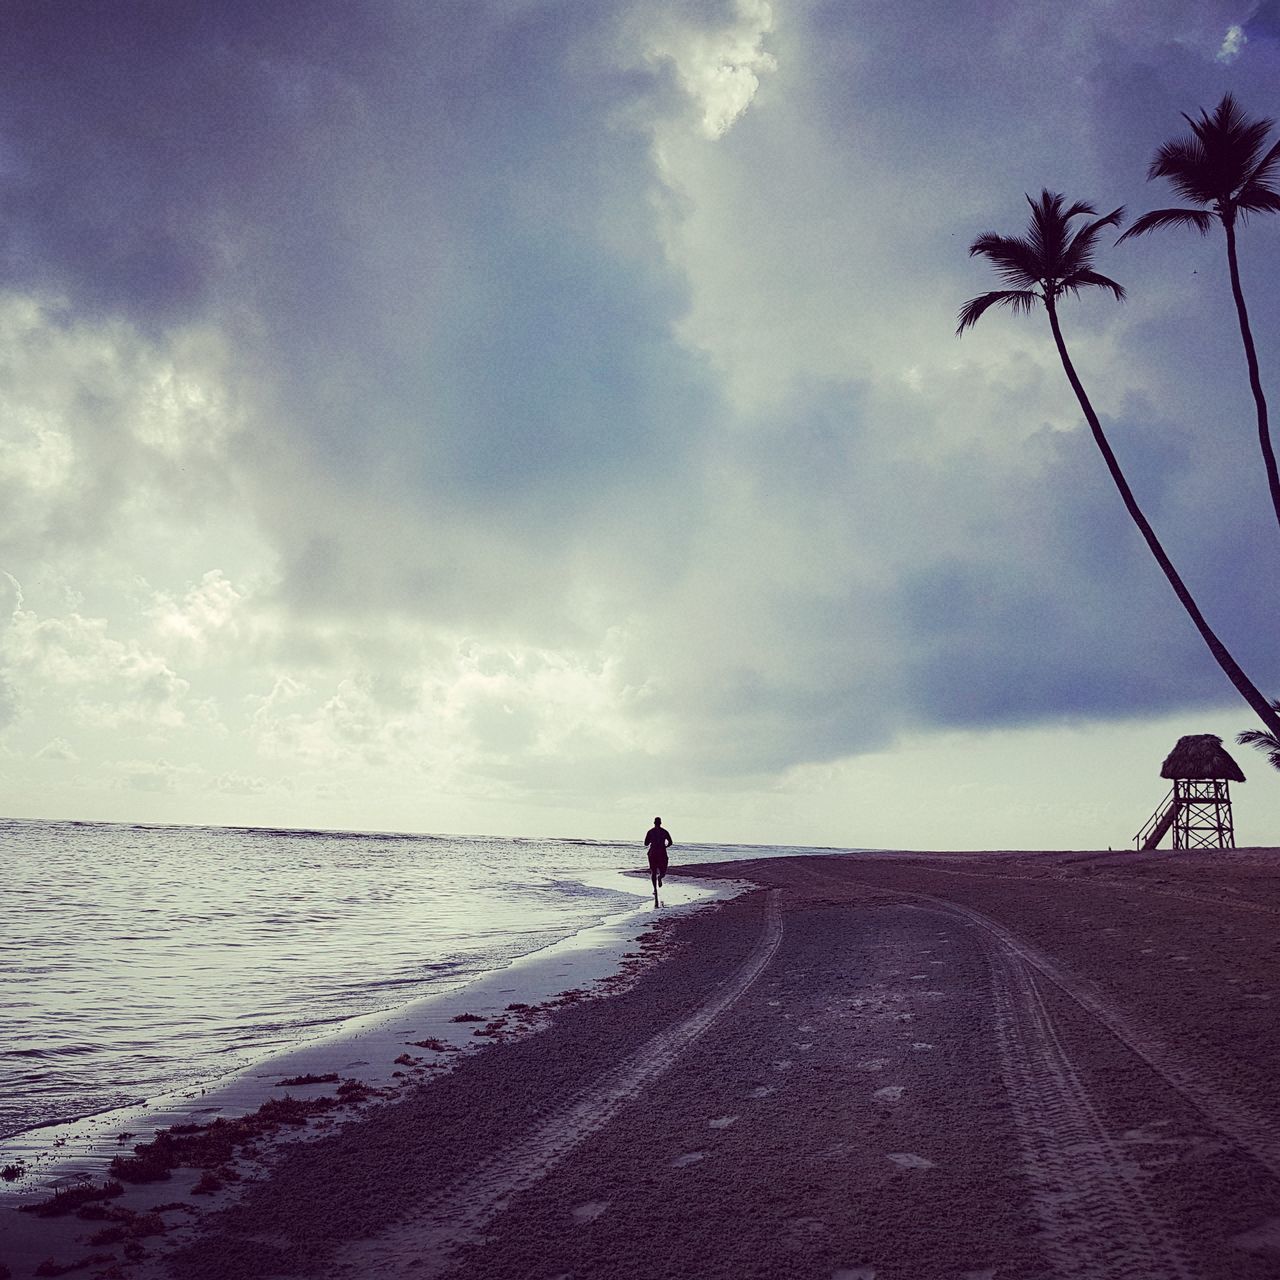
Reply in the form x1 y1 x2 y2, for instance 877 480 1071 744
920 862 1280 923
329 890 784 1279
984 929 1197 1280
913 893 1280 1183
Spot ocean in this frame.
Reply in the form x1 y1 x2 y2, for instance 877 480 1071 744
1 818 836 1143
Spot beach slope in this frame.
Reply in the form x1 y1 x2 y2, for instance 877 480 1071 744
12 847 1280 1280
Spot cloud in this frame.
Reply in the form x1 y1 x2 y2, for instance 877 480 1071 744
148 571 246 661
214 771 270 796
2 594 199 732
0 293 243 563
1218 23 1248 61
116 759 202 793
640 0 777 139
3 0 1280 832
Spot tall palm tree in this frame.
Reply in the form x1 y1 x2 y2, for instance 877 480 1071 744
1117 94 1280 533
959 190 1280 740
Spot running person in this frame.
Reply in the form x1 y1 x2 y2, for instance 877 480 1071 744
644 817 673 895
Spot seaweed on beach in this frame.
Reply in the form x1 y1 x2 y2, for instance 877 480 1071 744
33 1253 115 1276
18 1179 124 1218
86 1210 166 1245
407 1037 459 1052
0 1160 26 1181
190 1171 225 1195
274 1073 339 1087
450 1012 485 1022
107 1083 379 1184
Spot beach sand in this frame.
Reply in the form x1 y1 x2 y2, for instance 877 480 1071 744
7 847 1280 1279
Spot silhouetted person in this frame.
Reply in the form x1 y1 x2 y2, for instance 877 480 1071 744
644 817 672 903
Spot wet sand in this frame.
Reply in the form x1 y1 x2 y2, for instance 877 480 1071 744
7 847 1280 1279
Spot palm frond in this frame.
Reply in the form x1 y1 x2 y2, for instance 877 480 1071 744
956 289 1041 335
1059 198 1098 223
1115 207 1215 243
1064 206 1125 264
1235 184 1280 221
1060 269 1125 302
1245 137 1280 190
1237 726 1280 770
968 233 1041 288
1026 190 1084 270
1150 138 1215 203
1203 95 1276 164
1237 696 1280 769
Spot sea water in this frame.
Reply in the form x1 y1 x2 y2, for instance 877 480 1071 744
1 818 835 1140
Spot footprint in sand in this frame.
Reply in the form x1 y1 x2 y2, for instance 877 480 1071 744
796 1043 814 1051
750 1085 774 1099
798 1024 816 1032
886 1152 934 1169
910 1042 934 1051
774 1059 794 1071
571 1201 609 1224
857 1058 890 1071
787 1216 828 1237
708 1115 739 1129
671 1151 706 1168
767 1000 782 1007
873 1085 904 1102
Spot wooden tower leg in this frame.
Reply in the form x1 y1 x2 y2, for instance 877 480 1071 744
1173 779 1188 850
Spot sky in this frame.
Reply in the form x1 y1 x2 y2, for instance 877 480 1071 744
3 0 1280 850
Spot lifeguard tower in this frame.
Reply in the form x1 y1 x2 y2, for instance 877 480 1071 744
1134 734 1244 850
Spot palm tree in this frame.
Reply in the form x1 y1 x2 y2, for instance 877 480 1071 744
959 190 1280 740
1117 94 1280 533
1239 702 1280 770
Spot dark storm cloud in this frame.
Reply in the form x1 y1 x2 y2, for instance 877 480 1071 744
2 0 713 504
6 0 1280 780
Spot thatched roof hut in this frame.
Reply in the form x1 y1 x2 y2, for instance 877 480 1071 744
1160 734 1245 783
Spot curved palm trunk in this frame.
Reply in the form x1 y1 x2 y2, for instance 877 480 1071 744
1045 299 1280 739
1222 215 1280 533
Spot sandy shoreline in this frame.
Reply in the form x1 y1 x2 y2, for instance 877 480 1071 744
0 868 731 1194
7 847 1280 1278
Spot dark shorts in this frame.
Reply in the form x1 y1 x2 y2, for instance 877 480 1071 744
647 847 669 875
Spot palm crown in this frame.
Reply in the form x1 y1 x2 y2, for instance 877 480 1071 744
1117 93 1280 241
957 190 1125 334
